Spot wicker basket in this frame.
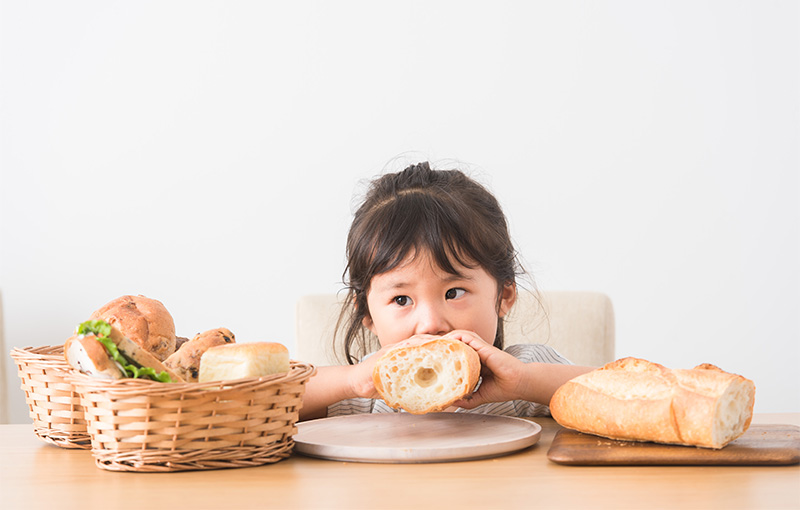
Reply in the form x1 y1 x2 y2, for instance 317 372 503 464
9 345 92 449
67 361 316 472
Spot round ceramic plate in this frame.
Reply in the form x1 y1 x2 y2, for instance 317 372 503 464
293 413 542 463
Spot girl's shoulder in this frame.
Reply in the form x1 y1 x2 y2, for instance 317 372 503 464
504 343 573 365
327 397 374 417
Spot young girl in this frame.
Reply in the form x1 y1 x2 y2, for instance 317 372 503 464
300 162 594 421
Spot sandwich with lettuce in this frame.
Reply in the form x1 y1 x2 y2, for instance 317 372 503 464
64 319 184 382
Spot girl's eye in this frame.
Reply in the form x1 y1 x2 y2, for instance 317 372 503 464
445 288 466 300
393 295 411 306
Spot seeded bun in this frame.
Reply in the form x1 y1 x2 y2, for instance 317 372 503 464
164 328 236 382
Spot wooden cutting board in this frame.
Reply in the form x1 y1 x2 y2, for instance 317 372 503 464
294 413 542 463
547 424 800 465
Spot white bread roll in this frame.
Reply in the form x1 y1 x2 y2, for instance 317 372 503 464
549 357 756 449
198 342 289 383
372 337 480 414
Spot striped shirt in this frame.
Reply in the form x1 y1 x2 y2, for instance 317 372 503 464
327 343 572 418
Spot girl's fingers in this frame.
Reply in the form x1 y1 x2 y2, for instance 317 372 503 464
452 397 479 409
444 330 493 355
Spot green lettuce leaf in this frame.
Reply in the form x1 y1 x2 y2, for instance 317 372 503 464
77 319 112 338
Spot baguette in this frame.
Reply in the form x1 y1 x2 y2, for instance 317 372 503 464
372 337 480 414
549 357 755 449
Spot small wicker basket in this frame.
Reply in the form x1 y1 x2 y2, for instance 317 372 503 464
9 345 92 449
67 361 316 472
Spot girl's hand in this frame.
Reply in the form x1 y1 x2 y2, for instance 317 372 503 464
444 330 529 408
343 348 384 399
445 330 596 409
301 341 408 420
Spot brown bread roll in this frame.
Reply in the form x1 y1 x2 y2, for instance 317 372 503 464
90 295 176 362
549 357 756 449
372 337 480 414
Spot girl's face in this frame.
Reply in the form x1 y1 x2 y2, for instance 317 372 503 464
363 250 517 347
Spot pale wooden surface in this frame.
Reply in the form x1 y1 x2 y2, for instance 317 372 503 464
2 414 798 510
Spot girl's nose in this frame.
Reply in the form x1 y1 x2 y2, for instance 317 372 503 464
414 303 451 337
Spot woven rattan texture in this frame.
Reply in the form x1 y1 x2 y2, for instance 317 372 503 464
10 345 91 448
69 361 316 472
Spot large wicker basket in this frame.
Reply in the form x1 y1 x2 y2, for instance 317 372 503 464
9 346 92 449
67 361 316 472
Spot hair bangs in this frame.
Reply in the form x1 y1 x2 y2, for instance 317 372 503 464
363 190 482 282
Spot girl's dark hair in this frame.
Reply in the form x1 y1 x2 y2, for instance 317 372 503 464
336 161 523 364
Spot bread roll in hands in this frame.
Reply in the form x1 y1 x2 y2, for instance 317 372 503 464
372 337 480 414
550 357 756 449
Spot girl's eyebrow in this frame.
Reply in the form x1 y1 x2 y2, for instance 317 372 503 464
371 279 411 292
372 269 475 292
379 274 472 290
443 273 473 282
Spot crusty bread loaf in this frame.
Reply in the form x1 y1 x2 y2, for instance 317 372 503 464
372 337 480 414
549 357 756 449
198 342 289 383
90 295 176 362
164 328 235 382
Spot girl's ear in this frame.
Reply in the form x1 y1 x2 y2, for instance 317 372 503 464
357 295 377 334
362 314 376 335
498 282 517 318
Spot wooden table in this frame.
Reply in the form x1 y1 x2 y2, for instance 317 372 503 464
2 414 798 510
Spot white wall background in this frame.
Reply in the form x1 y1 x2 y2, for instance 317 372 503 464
1 1 797 423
